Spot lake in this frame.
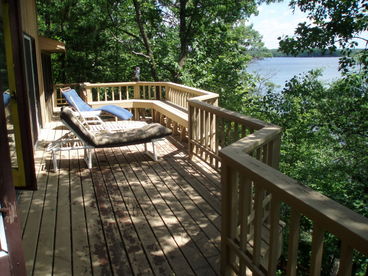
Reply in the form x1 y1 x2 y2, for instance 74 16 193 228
247 57 341 90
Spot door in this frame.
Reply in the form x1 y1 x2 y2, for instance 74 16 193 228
23 33 41 144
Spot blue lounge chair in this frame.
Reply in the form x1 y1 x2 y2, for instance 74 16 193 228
61 88 133 127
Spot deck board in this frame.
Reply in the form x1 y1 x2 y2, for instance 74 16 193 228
18 122 221 275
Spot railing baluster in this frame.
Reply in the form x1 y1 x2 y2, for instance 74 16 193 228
253 185 264 267
234 123 239 142
286 209 301 276
200 108 205 158
204 110 209 161
310 224 324 276
337 242 353 276
219 118 225 148
225 121 231 146
194 107 199 155
241 124 247 138
209 112 215 166
262 144 268 164
239 176 252 275
256 147 261 161
268 196 281 274
118 86 121 100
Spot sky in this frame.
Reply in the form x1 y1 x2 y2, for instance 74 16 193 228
248 1 309 49
249 1 367 49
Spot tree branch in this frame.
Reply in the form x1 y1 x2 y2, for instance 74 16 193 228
132 51 150 59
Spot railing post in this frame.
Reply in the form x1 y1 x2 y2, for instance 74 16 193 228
82 82 92 103
165 85 170 101
268 132 281 169
134 83 140 99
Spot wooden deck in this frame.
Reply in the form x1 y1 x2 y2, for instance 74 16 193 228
17 121 221 276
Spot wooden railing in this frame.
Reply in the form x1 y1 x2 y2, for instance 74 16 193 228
54 81 218 109
54 81 218 142
220 139 368 275
188 99 281 171
81 81 218 109
53 81 368 275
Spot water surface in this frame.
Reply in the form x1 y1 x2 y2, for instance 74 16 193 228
247 57 341 90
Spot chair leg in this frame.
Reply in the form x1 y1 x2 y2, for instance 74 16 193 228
151 140 157 161
144 140 158 161
52 151 58 171
88 149 92 168
84 148 93 169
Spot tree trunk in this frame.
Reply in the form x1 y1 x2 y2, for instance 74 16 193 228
178 0 188 70
132 0 158 81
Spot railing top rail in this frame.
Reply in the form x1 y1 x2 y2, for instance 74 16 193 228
55 83 81 88
81 81 218 97
188 99 272 130
219 146 368 255
82 81 167 88
165 82 218 97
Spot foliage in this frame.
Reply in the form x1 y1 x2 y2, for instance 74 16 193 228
36 0 272 105
279 0 368 73
267 48 356 57
243 71 368 273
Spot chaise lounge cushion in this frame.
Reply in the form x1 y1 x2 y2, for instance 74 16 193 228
60 107 172 148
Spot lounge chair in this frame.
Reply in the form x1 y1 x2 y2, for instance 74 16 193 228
47 107 172 170
61 87 133 130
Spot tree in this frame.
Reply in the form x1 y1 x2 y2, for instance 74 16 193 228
279 0 368 73
37 0 272 110
243 70 368 273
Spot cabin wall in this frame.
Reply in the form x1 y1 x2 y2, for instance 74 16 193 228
19 0 48 127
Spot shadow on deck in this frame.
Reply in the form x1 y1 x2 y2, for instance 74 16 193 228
17 121 221 275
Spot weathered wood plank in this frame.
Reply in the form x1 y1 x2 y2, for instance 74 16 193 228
78 158 112 275
154 141 221 230
111 146 195 275
145 145 221 249
166 137 221 188
122 147 208 274
32 153 59 275
70 149 92 276
90 151 133 275
53 150 72 276
95 148 158 275
18 123 56 234
129 143 220 273
20 124 57 275
158 141 221 209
